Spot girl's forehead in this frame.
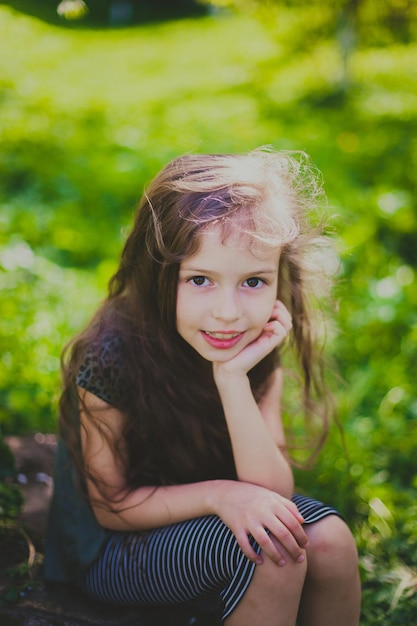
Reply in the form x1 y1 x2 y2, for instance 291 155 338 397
189 224 281 264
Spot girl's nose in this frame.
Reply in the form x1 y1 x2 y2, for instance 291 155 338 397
212 289 242 322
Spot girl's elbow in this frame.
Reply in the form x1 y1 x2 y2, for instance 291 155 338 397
243 470 294 498
90 495 127 528
279 481 294 500
274 465 294 498
91 503 115 528
92 504 133 531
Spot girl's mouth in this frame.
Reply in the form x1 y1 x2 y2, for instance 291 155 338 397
201 331 244 349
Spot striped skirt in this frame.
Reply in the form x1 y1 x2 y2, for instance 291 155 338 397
79 494 340 622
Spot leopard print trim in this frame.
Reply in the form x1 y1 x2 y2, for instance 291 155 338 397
76 335 124 406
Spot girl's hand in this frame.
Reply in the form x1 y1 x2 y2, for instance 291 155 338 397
214 300 292 379
212 480 308 566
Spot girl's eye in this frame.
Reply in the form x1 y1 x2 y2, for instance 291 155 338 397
189 276 209 287
244 277 264 288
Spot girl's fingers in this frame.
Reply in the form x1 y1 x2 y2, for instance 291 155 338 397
250 526 286 566
286 500 306 525
276 505 309 546
263 302 292 344
265 518 306 562
238 520 306 567
237 525 287 567
269 300 293 330
234 530 263 565
234 510 308 566
269 535 305 566
263 319 289 341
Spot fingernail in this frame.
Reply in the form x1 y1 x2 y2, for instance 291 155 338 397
297 554 305 563
278 559 286 566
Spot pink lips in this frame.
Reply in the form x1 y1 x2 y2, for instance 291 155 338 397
201 331 244 350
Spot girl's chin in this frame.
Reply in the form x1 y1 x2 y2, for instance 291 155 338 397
196 343 247 364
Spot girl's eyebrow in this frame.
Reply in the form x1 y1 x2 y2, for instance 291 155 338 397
179 266 278 275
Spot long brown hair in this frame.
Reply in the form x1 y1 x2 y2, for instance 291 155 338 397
59 148 332 493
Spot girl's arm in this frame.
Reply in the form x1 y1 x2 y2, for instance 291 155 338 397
78 387 307 566
257 367 287 449
213 301 294 498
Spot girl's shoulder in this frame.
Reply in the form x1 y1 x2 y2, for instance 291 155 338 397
76 332 126 406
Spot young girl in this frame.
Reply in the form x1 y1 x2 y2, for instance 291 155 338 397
45 148 361 626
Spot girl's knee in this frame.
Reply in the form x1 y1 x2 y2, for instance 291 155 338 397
257 551 308 592
305 515 358 581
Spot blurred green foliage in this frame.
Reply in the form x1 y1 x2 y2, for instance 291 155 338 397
0 2 416 622
0 438 23 527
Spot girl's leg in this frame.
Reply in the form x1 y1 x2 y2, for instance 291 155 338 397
225 554 307 626
81 513 306 626
297 515 361 626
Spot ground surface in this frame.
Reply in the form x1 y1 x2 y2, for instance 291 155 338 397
0 436 219 626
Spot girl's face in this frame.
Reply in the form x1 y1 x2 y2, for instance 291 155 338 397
176 226 280 363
